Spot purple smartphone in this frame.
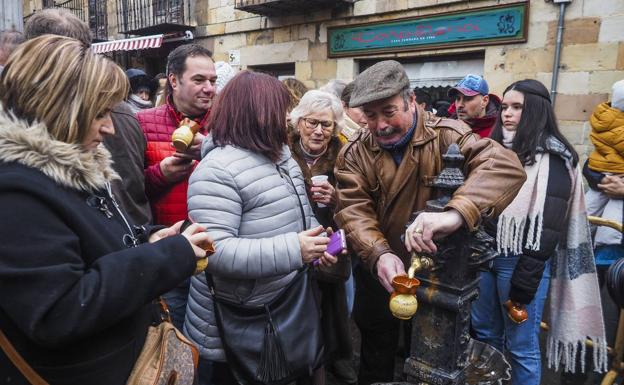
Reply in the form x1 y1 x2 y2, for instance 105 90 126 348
326 229 347 256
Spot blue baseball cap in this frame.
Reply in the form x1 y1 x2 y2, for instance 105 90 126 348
448 74 489 97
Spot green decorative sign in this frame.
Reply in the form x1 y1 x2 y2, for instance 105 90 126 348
328 3 528 57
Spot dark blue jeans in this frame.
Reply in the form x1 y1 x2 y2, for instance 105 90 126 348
162 278 190 330
471 255 550 385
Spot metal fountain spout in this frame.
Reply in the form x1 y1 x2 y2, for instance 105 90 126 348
388 254 435 321
407 254 434 279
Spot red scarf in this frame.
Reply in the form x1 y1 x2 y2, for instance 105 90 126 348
463 114 497 138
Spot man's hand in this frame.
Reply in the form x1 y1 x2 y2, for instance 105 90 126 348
160 155 195 183
186 132 205 160
598 175 624 199
405 209 465 254
376 253 406 293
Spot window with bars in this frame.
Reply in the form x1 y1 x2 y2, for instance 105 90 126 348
153 0 183 24
88 0 107 40
46 0 86 22
117 0 188 34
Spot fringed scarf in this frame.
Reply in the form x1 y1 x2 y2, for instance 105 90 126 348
496 136 608 373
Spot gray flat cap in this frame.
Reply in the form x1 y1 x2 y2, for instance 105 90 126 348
349 60 410 107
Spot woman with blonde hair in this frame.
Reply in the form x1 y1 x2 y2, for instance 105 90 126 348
0 35 211 385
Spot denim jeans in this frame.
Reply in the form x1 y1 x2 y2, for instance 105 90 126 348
471 255 550 385
345 256 360 316
197 357 214 385
162 278 190 330
345 271 355 316
595 244 624 267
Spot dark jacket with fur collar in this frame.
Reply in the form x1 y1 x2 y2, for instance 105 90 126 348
288 132 352 362
289 132 343 228
0 110 196 385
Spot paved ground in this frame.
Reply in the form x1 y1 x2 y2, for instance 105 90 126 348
328 283 621 385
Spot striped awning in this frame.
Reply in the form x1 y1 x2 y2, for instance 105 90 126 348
92 34 164 54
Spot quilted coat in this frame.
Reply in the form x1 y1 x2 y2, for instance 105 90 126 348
585 102 624 250
588 102 624 174
183 134 318 361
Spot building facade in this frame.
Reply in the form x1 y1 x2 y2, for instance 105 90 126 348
195 0 623 157
2 0 24 31
15 0 624 156
22 0 111 41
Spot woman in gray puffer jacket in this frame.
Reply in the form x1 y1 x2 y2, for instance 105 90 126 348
183 71 337 385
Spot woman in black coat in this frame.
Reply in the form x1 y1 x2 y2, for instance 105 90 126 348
0 35 211 385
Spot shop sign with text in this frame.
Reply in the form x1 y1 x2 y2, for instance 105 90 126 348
328 3 528 57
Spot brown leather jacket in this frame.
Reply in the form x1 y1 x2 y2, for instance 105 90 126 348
334 110 526 271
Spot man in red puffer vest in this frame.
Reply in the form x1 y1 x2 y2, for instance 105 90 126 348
138 44 216 227
137 44 216 330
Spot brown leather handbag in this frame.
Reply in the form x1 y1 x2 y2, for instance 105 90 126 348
0 301 199 385
126 318 199 385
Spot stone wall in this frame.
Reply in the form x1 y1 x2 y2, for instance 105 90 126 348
19 0 624 157
484 0 624 158
22 0 40 18
195 0 490 88
192 0 624 158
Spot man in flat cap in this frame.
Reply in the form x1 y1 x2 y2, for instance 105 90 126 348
333 60 526 385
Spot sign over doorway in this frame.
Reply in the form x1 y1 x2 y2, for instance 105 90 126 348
328 2 528 57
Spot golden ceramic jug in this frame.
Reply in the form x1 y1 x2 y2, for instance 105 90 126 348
171 118 200 152
389 275 420 320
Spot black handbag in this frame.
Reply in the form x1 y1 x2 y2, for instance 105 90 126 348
205 166 324 385
206 267 324 385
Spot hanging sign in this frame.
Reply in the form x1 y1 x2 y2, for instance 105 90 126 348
328 2 528 58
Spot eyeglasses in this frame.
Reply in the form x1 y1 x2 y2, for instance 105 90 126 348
302 117 334 132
